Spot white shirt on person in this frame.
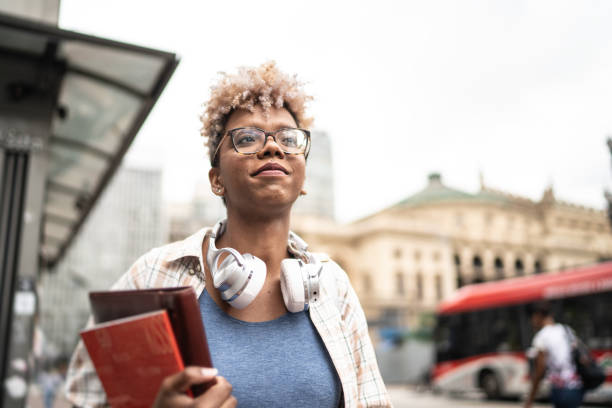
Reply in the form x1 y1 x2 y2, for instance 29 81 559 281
532 323 581 389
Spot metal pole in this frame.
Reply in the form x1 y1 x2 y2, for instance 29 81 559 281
0 48 60 408
0 152 28 406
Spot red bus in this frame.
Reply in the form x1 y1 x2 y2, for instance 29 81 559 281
433 261 612 403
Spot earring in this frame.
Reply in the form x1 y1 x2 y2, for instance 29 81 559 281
215 187 223 194
300 189 307 196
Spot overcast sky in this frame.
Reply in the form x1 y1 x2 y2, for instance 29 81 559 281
59 0 612 222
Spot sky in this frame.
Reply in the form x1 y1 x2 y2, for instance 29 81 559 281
59 0 612 222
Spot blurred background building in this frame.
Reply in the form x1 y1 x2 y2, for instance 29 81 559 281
38 166 166 357
293 172 612 331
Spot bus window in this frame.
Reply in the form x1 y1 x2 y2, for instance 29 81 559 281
560 293 612 349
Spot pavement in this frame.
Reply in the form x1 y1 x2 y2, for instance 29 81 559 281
387 385 547 408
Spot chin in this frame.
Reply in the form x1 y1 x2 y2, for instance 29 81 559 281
253 193 298 211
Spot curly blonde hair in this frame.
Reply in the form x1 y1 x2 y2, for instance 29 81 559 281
200 61 313 166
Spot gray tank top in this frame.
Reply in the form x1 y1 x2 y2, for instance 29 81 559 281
198 290 342 407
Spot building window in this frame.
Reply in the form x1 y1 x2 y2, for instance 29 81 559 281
454 254 462 288
534 260 543 274
432 251 441 262
435 275 443 300
515 258 524 276
494 257 504 280
414 250 421 262
416 273 423 300
473 255 484 283
396 272 405 296
393 248 402 259
454 254 461 266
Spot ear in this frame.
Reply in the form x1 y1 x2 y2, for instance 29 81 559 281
209 167 224 196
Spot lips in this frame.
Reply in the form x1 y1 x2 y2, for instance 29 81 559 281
252 162 289 176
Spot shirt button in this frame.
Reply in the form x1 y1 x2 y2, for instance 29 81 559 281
188 268 196 275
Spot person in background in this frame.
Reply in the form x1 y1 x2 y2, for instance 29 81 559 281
524 302 583 408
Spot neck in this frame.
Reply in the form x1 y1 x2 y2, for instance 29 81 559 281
215 210 292 277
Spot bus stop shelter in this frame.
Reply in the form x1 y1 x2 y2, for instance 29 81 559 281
0 11 178 407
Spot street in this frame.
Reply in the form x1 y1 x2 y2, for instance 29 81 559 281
388 385 547 408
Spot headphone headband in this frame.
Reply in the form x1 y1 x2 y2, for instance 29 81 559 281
207 219 312 264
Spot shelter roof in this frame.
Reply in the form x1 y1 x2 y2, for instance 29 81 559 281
0 13 179 267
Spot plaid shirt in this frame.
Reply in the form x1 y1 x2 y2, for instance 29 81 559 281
65 227 392 407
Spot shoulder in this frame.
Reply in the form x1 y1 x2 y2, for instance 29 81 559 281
311 252 351 294
533 325 558 350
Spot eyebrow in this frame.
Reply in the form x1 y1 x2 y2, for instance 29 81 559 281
239 120 298 131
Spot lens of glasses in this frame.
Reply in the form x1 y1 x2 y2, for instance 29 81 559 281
231 128 308 154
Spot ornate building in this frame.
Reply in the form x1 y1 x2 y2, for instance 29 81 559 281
292 173 612 329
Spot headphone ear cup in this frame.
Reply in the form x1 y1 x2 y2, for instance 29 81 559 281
280 259 306 313
227 254 266 309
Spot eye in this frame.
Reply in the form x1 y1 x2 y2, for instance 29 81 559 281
233 129 261 147
278 129 301 148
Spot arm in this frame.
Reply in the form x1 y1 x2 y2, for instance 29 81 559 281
524 350 547 408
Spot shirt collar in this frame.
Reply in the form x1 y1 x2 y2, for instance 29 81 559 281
165 222 312 263
165 227 211 262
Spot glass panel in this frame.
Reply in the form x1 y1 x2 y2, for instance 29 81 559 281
59 40 165 94
0 26 48 55
44 221 72 242
51 73 142 155
47 143 106 193
45 190 80 220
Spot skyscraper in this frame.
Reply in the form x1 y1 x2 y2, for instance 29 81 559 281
293 130 335 219
39 166 166 356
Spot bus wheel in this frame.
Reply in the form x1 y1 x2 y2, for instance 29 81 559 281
480 370 501 400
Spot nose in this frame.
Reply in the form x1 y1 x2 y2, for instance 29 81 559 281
256 134 285 159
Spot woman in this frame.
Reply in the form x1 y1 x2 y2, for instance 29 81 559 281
65 61 391 407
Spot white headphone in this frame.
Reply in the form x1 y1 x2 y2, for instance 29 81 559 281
205 220 322 312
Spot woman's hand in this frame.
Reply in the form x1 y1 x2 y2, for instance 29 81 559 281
152 367 236 408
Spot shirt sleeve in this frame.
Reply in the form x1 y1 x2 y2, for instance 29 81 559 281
64 253 149 407
532 328 548 352
336 264 393 407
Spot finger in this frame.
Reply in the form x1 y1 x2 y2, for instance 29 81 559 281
194 376 233 407
153 393 194 408
163 366 218 393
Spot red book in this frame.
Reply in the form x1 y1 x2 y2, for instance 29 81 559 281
81 310 185 408
87 286 214 397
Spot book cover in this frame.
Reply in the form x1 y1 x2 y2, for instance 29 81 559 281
81 310 185 408
88 286 215 396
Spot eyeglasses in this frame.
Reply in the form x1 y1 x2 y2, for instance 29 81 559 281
212 127 311 164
